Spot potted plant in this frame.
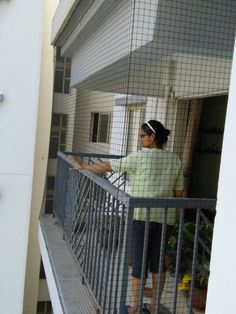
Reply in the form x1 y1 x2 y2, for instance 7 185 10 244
166 219 213 311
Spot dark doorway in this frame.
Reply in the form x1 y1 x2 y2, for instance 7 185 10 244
188 95 228 198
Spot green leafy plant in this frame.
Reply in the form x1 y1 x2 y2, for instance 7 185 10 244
166 219 212 291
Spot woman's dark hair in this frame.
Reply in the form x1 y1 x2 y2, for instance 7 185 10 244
141 120 170 147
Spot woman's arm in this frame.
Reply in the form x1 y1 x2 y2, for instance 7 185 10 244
68 155 112 173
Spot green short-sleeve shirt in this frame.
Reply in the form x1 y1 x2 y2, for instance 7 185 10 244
110 148 184 225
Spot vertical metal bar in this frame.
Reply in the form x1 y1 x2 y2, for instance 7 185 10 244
70 170 77 248
53 153 216 314
72 170 82 249
95 187 106 300
138 207 151 313
98 191 108 306
84 179 93 278
155 208 168 313
172 208 185 314
113 203 125 314
89 183 97 290
117 203 133 314
102 196 116 313
107 199 121 313
65 165 73 239
87 181 96 284
188 208 201 314
93 185 102 296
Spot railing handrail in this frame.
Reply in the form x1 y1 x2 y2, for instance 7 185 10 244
54 151 216 313
129 197 216 210
58 151 217 210
61 151 124 159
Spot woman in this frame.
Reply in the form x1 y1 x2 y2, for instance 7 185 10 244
68 120 184 314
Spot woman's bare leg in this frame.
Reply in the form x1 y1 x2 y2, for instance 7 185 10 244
149 272 166 313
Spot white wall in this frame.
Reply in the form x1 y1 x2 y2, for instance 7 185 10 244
23 1 59 313
0 1 46 313
206 38 236 313
73 90 115 154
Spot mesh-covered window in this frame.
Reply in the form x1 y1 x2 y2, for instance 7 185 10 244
36 301 52 314
54 48 71 94
50 1 236 313
45 176 55 214
49 113 67 158
90 112 111 143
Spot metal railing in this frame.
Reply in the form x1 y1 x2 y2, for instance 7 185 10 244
53 151 216 314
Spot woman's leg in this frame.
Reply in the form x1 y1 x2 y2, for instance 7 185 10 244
130 221 149 313
148 223 168 312
129 277 141 313
149 272 166 312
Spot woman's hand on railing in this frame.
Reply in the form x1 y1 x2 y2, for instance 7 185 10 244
67 155 112 173
68 155 82 171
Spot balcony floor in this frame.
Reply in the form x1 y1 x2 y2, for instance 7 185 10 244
39 215 98 314
39 215 204 314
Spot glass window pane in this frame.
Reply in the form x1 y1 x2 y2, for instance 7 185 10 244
54 70 63 93
56 61 64 70
60 131 66 144
61 115 67 128
47 177 55 190
59 144 66 151
46 301 52 314
65 62 71 78
37 301 45 314
51 129 59 137
51 114 60 127
56 47 61 57
98 114 109 143
56 48 64 64
45 199 53 214
46 190 54 198
91 113 99 142
49 137 59 158
64 79 70 94
37 301 52 314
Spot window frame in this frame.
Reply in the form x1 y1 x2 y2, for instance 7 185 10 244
45 176 55 214
54 48 71 94
90 112 112 144
49 113 68 159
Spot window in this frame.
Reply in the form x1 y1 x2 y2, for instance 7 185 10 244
45 176 55 214
49 113 68 158
90 113 111 143
127 106 145 154
54 48 71 94
37 301 52 314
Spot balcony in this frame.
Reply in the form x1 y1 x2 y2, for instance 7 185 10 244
39 151 216 314
51 0 80 45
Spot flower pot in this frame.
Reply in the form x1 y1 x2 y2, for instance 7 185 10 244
191 288 207 312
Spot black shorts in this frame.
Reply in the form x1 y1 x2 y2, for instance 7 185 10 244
131 220 171 278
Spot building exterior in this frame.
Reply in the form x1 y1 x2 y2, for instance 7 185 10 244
1 0 236 313
37 1 236 314
0 1 58 313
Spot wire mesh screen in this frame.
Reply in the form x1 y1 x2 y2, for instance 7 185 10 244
48 0 236 313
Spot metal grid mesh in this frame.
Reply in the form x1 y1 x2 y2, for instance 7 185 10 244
47 1 236 313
